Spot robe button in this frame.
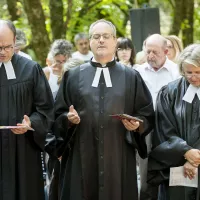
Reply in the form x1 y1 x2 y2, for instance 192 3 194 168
101 96 104 99
100 125 104 128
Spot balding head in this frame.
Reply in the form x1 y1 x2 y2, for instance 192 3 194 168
0 20 16 38
144 34 168 70
145 34 167 49
0 20 16 62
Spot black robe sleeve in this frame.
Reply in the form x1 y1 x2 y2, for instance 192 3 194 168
53 68 79 157
125 68 154 159
148 84 192 185
29 64 54 150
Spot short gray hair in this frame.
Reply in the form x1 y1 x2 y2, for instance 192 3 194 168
179 44 200 76
74 33 89 44
89 19 116 38
15 29 27 49
49 39 73 57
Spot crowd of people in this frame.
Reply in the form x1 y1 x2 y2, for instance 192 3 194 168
0 17 199 200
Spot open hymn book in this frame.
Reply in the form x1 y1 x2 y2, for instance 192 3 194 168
169 166 198 188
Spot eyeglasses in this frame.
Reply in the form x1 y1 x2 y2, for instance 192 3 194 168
184 72 200 78
117 48 132 52
90 33 114 40
0 45 13 52
53 60 67 65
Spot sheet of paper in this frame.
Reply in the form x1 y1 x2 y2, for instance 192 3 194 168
0 126 35 131
169 166 198 188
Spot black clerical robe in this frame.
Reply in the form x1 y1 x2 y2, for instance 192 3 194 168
54 60 154 200
148 77 200 200
0 54 54 200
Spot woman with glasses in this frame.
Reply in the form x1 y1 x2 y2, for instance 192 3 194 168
148 44 200 200
165 35 183 63
116 37 139 68
43 39 73 100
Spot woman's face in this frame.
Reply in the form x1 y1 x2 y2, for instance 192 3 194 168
166 40 176 61
183 63 200 87
116 47 132 64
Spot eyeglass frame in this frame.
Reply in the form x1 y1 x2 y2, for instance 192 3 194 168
184 72 200 78
0 45 14 52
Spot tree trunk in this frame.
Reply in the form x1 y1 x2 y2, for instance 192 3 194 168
49 0 65 40
22 0 50 66
169 0 194 47
182 0 194 47
169 0 184 36
64 0 73 33
6 0 20 21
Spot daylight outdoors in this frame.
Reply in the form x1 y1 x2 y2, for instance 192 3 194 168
0 0 198 65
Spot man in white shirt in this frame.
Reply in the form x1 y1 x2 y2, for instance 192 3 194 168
136 34 181 200
72 33 93 62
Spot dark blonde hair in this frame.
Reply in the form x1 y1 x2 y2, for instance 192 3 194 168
165 35 183 62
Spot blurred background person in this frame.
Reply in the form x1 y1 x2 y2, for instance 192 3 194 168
64 57 84 72
72 32 93 62
135 51 146 65
43 39 73 99
165 35 183 63
116 37 139 68
14 28 32 60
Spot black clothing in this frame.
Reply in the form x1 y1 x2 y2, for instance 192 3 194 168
54 61 154 200
148 77 200 200
0 54 54 200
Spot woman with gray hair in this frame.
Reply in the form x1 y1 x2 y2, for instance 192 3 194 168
148 43 200 200
43 39 73 99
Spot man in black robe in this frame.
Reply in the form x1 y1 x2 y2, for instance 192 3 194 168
148 44 200 200
0 20 54 200
54 19 154 200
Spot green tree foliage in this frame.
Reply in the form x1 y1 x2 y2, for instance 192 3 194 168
0 0 199 64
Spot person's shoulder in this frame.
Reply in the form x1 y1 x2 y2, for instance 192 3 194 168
18 51 32 60
43 66 51 79
161 77 183 95
13 53 37 67
72 51 80 57
135 62 148 72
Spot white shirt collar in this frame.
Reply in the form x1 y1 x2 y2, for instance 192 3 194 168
145 57 171 72
182 84 200 103
0 60 16 80
91 58 113 87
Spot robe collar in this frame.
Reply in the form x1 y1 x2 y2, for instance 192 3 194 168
90 58 115 88
183 84 200 103
0 59 16 80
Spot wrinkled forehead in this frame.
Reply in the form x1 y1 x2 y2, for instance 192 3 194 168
91 22 114 34
0 25 15 45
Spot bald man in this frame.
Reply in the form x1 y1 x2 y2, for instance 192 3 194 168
0 20 54 200
136 34 180 200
